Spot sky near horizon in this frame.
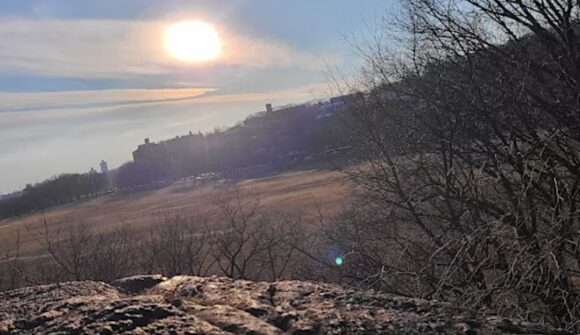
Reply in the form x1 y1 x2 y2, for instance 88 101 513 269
0 0 395 194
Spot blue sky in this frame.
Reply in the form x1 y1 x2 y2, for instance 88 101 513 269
0 0 395 194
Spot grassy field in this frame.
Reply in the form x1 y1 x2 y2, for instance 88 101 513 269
0 169 352 258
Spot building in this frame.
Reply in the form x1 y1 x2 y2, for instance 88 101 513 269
132 138 167 163
132 133 206 165
100 160 109 175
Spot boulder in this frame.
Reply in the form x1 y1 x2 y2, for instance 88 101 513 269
0 276 570 334
111 274 167 294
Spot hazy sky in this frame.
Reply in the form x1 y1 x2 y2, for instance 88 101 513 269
0 0 395 194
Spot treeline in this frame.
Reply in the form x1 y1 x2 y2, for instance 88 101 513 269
0 172 108 219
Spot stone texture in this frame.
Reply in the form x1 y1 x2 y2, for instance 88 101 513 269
112 275 167 294
0 275 570 334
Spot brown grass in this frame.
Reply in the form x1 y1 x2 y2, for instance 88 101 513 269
0 169 352 258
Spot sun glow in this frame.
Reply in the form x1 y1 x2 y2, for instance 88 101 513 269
164 21 222 62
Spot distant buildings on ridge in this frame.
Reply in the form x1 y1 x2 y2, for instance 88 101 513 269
100 160 109 175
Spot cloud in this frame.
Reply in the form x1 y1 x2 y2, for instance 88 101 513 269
221 33 339 70
191 82 330 104
0 20 165 78
0 82 329 152
0 19 339 79
0 82 329 149
0 80 330 115
0 87 214 113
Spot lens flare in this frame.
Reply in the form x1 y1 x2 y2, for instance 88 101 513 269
335 257 344 266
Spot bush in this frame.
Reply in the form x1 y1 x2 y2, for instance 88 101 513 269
336 0 580 331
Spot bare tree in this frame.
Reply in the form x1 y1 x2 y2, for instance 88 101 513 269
210 189 311 281
22 216 138 284
211 190 265 280
1 197 314 290
26 217 93 281
142 210 215 277
338 0 580 331
84 227 137 282
256 213 305 281
0 230 27 290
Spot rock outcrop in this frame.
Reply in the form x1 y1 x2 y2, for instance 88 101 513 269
0 275 570 334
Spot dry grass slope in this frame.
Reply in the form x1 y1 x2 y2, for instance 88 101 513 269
0 169 351 259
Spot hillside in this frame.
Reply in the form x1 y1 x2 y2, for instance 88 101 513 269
117 98 358 188
0 169 350 259
0 97 359 220
0 275 568 335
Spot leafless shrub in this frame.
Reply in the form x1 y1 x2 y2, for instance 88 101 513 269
210 189 315 281
28 218 94 281
210 190 269 280
255 213 306 281
84 227 138 282
20 216 138 283
141 210 215 277
0 230 26 291
0 189 326 291
336 0 580 331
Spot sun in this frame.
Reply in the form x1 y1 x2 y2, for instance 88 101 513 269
164 20 222 62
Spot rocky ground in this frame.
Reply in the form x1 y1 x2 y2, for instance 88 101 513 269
0 275 570 334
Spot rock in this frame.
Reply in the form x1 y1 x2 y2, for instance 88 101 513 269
111 274 167 294
0 276 570 334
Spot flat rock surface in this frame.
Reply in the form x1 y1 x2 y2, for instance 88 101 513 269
0 275 569 334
